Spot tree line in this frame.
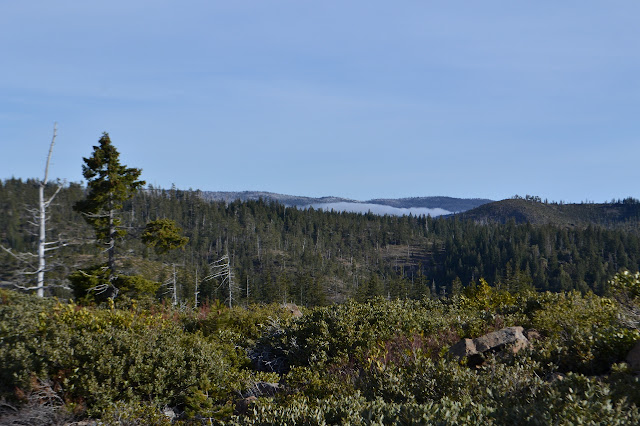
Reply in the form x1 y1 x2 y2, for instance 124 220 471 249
2 135 640 306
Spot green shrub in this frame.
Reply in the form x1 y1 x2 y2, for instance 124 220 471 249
99 401 172 425
68 264 160 302
610 270 640 329
529 291 639 374
4 280 640 424
0 291 232 417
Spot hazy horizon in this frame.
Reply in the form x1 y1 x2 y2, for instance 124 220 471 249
2 2 639 203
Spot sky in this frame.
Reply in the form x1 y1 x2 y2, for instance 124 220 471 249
1 1 639 203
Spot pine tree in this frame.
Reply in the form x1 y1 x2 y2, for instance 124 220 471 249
74 133 145 279
141 219 189 255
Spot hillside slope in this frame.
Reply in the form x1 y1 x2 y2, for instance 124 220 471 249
461 198 640 228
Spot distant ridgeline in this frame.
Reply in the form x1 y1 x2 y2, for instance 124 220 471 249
198 191 493 216
2 178 640 304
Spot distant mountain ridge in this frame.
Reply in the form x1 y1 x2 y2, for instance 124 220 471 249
198 191 353 207
198 191 493 216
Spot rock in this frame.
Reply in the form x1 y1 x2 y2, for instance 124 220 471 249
283 303 303 318
449 326 530 364
449 338 478 358
626 340 640 370
162 407 177 420
473 326 529 354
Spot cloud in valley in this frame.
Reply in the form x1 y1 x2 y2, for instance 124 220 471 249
309 202 451 217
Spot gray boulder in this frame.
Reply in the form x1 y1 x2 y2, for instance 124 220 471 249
449 326 529 364
474 326 529 354
283 302 303 318
449 338 477 358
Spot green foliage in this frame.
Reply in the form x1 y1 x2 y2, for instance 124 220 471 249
99 401 172 425
68 264 160 302
610 270 640 330
527 291 639 374
73 133 145 242
461 277 516 312
230 393 497 425
4 178 640 303
73 133 145 276
0 290 231 417
3 272 640 424
252 298 450 371
68 263 111 301
142 218 189 255
611 270 640 299
115 274 161 298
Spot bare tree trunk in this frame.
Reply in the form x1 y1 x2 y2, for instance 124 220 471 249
172 263 178 306
37 123 58 297
37 183 46 297
228 257 233 309
108 194 116 275
194 267 199 308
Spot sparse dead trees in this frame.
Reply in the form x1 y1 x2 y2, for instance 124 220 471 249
1 123 67 296
205 253 237 308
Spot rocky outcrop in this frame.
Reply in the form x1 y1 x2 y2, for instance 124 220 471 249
283 303 303 318
449 326 529 366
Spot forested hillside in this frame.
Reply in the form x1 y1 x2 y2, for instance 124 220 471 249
462 196 640 228
2 178 640 305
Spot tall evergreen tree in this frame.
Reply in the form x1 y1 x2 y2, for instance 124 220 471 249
74 133 145 277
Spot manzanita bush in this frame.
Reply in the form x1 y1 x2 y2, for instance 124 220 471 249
1 272 640 424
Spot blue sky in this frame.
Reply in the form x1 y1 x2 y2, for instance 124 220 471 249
1 1 639 202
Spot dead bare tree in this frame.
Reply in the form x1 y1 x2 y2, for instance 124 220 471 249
205 253 237 308
1 123 68 296
194 267 200 308
163 263 180 306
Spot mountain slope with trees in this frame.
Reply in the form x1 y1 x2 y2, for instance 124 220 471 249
2 180 640 305
461 196 640 228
